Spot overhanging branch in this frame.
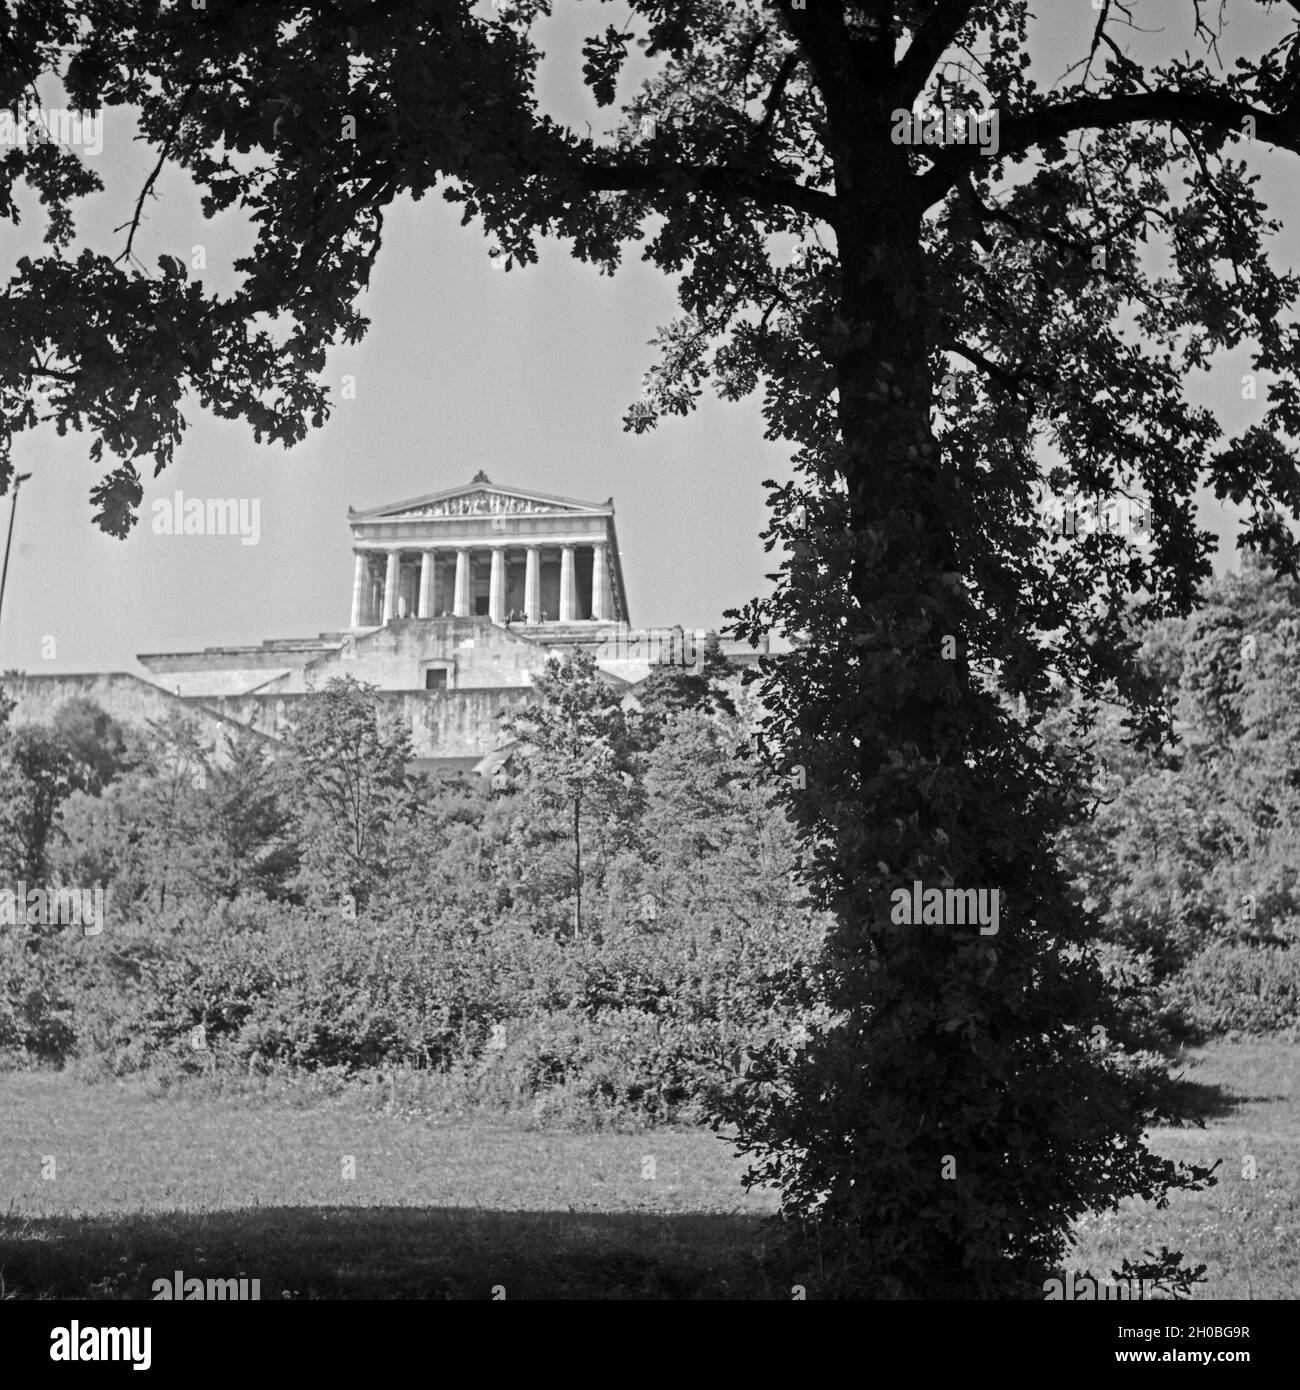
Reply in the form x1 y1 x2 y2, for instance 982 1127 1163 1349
917 89 1300 206
946 341 1048 399
578 161 837 225
114 79 201 268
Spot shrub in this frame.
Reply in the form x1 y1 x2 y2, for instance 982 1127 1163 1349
0 934 76 1065
1162 942 1300 1039
5 890 823 1124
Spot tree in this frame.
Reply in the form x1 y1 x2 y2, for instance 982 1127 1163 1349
20 0 1300 1291
1179 606 1247 745
1055 556 1300 998
0 699 136 889
50 779 156 912
634 703 827 1087
636 629 737 744
50 697 138 795
0 7 329 528
187 727 300 902
133 709 212 911
0 725 76 879
284 677 414 909
504 651 637 938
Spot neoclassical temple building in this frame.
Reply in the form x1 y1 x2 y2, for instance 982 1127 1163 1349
9 475 762 774
347 471 630 628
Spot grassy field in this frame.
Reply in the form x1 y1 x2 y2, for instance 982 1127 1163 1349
1069 1040 1300 1300
1 1040 1295 1299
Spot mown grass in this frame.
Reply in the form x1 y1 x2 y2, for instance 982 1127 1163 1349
0 1071 784 1299
0 1039 1295 1298
1069 1040 1300 1300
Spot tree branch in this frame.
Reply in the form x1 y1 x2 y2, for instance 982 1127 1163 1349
578 160 837 225
917 89 1300 206
114 80 201 267
751 49 802 147
771 0 862 131
894 1 980 102
945 341 1047 398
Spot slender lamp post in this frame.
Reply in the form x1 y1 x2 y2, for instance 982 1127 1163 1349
0 472 33 638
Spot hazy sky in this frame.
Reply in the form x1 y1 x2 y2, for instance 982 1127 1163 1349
0 2 1291 678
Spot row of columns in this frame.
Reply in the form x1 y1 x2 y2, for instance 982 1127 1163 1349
350 543 611 628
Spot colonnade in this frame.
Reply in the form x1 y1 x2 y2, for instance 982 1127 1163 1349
349 542 612 628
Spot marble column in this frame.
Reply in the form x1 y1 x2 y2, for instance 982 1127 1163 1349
591 543 609 621
489 547 505 623
525 546 540 623
350 552 366 628
453 548 470 617
382 550 400 624
560 545 576 622
418 549 435 619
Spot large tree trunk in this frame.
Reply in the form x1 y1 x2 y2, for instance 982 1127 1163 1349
768 142 1104 1296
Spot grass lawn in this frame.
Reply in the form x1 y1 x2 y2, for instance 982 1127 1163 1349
0 1072 783 1299
1069 1039 1300 1300
1 1039 1295 1298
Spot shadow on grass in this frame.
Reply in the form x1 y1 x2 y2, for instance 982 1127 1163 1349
1159 1061 1286 1125
0 1205 790 1301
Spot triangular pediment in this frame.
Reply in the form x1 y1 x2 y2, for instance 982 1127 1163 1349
351 477 611 523
392 488 587 520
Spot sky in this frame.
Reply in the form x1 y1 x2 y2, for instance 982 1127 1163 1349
0 1 1295 678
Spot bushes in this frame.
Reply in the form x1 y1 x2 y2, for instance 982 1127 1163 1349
0 892 822 1126
1163 942 1300 1040
1 680 832 1125
0 934 76 1063
1091 932 1300 1044
459 1007 705 1126
1093 943 1183 1052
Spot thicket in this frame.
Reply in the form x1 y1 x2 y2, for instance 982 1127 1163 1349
0 649 827 1125
1053 553 1300 1043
